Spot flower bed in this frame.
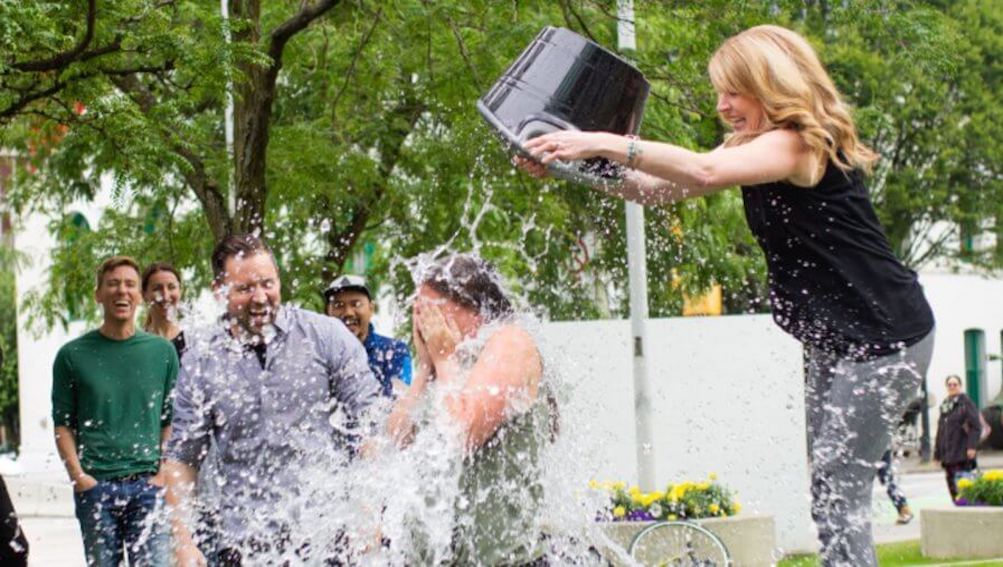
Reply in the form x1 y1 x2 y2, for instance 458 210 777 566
955 469 1003 506
590 476 777 566
591 474 741 522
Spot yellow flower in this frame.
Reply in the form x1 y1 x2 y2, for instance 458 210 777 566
668 514 678 521
709 503 720 515
613 506 626 518
957 478 974 490
732 502 742 514
983 470 1003 482
709 472 718 481
589 480 600 490
629 485 641 495
612 481 627 491
697 482 711 491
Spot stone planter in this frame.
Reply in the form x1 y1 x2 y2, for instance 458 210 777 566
599 514 776 566
921 506 1003 559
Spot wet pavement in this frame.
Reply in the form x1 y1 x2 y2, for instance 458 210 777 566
15 451 1003 565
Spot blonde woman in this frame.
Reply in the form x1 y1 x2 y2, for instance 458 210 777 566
517 24 934 567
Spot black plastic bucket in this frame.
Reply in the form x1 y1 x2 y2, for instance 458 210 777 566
477 26 649 188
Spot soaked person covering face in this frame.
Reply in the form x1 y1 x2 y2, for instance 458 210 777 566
163 234 381 566
517 24 934 567
325 274 413 397
51 256 177 566
386 253 556 566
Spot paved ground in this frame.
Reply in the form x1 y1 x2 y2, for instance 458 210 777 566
14 452 1003 565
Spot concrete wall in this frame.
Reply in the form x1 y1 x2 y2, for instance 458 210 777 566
538 315 817 552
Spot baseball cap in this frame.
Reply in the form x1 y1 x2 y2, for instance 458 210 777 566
324 274 371 302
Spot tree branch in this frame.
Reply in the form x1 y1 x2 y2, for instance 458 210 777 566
110 74 231 241
268 0 342 71
330 4 383 117
560 0 598 43
12 0 97 72
444 14 481 91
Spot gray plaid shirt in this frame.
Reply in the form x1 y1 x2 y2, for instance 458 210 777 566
165 305 381 545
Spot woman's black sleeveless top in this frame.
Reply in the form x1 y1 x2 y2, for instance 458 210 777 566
742 160 934 359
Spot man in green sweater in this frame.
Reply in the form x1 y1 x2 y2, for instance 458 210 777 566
51 256 178 566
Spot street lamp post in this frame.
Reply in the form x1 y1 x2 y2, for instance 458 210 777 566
617 0 656 492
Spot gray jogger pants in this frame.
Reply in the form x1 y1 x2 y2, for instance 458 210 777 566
805 330 934 567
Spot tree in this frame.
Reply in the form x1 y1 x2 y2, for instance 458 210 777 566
3 1 997 332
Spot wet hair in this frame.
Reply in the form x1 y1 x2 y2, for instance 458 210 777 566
945 374 963 387
211 233 274 282
95 256 140 288
419 254 513 322
708 25 878 182
141 261 182 293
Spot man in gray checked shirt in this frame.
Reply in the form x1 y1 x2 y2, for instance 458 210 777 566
164 234 381 566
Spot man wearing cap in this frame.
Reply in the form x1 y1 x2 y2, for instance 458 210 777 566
325 275 412 397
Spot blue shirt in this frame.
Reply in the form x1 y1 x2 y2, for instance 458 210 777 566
362 323 413 396
165 306 381 545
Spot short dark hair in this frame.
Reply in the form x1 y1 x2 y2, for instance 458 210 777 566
419 253 513 322
141 261 182 293
211 234 274 282
945 374 963 386
96 256 141 288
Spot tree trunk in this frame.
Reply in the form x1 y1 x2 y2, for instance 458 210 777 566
227 0 342 238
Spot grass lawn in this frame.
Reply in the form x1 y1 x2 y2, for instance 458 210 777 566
778 540 1003 566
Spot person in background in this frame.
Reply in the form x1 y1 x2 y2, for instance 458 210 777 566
142 261 186 359
0 344 29 567
51 256 177 566
875 449 912 524
934 374 981 503
325 274 412 397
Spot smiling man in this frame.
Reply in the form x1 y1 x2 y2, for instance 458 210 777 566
51 256 178 566
164 234 381 565
325 275 412 397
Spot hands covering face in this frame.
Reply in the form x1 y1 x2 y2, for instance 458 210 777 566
413 296 463 368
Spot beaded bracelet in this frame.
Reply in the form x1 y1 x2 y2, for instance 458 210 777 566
626 135 641 168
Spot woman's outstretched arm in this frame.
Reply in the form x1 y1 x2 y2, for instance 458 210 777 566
519 128 810 205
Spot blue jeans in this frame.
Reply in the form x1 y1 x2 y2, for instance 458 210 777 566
73 475 170 567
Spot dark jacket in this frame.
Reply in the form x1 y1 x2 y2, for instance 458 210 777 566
935 393 981 465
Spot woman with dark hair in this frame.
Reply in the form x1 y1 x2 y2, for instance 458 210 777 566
934 374 981 502
141 262 186 359
387 253 555 565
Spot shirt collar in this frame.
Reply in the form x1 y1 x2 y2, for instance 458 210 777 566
362 323 378 349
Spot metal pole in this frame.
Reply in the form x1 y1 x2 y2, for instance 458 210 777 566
617 0 656 492
221 0 236 217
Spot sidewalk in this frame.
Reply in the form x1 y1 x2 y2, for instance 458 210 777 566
898 449 1003 474
9 451 1002 565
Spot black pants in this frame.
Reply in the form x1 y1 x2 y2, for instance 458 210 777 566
944 460 977 502
0 475 29 566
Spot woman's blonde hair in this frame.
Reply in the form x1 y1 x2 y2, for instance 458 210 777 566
708 25 877 180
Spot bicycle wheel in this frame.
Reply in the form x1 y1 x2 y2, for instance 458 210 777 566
627 521 731 567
